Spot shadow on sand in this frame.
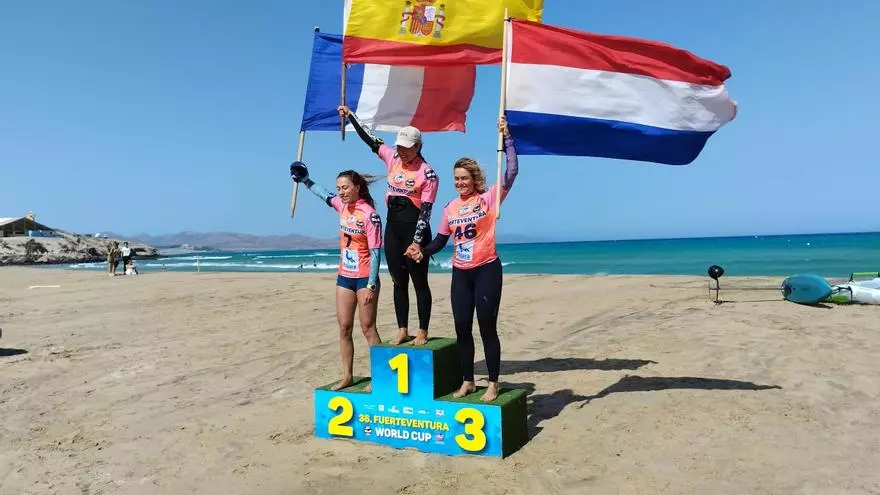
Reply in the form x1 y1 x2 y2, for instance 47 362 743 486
505 375 781 441
476 357 657 375
0 348 28 358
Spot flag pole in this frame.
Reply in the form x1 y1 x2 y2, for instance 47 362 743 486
341 62 347 140
290 130 306 218
340 0 347 140
293 25 321 219
495 10 510 220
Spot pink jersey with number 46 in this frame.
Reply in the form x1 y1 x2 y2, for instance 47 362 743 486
438 185 509 270
331 197 382 278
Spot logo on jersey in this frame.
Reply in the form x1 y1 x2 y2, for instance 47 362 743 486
343 249 359 271
472 204 482 213
394 173 405 184
457 205 471 215
424 168 437 181
455 240 474 262
370 212 382 226
347 215 358 225
405 179 416 188
356 220 365 228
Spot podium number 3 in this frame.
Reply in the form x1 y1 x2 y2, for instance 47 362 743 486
328 396 354 437
455 408 487 452
389 353 409 394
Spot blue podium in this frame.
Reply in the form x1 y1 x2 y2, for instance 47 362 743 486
314 338 528 457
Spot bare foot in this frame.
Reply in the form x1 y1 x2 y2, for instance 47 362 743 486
412 329 428 346
480 382 500 402
389 329 410 345
331 376 354 391
364 382 372 393
453 381 476 398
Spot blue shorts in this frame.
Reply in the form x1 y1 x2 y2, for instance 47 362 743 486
336 275 377 292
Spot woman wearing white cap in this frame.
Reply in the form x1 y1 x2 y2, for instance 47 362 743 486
338 105 437 346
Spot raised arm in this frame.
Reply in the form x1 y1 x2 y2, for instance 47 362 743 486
290 161 334 207
500 116 519 191
482 116 520 209
338 105 383 154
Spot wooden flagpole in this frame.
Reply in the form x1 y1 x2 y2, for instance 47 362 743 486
340 0 347 140
341 62 347 140
290 130 306 218
292 25 321 219
495 10 510 220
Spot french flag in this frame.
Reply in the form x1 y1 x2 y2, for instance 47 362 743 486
301 32 476 133
505 20 737 165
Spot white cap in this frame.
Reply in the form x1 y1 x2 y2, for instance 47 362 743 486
395 126 422 148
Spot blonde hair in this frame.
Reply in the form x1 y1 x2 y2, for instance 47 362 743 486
453 157 487 194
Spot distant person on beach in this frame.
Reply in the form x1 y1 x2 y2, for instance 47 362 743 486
407 116 519 402
291 162 383 392
106 241 120 276
338 104 437 346
120 242 132 268
125 259 139 276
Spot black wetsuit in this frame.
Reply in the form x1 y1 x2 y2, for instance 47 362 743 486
348 114 434 331
422 134 519 383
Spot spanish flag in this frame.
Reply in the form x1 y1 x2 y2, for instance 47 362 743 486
343 0 543 65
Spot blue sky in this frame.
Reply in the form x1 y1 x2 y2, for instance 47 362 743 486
2 0 878 242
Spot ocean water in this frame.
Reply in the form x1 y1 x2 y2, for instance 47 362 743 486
62 232 879 278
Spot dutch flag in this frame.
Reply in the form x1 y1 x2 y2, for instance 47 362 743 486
505 20 737 165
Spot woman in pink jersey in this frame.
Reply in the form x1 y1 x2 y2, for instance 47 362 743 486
290 161 383 391
338 105 438 347
406 116 519 402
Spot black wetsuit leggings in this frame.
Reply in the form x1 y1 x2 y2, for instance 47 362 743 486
451 258 503 382
384 220 432 330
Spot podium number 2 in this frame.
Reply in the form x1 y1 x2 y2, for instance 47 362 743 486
454 408 487 452
389 353 409 394
327 396 354 437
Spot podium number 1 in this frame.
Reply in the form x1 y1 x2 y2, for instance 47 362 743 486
389 353 409 394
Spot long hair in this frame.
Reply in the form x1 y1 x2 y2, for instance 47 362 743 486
337 170 383 209
453 157 488 194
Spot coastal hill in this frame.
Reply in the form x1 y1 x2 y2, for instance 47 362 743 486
0 230 553 266
0 231 157 266
115 231 338 252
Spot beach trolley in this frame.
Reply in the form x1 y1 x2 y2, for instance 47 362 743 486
314 338 529 458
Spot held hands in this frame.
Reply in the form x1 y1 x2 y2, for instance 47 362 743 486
290 161 309 183
498 115 510 137
404 243 424 263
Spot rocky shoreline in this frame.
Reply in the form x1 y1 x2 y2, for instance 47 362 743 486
0 232 158 266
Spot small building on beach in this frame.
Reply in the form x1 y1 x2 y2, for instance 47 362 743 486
0 215 58 238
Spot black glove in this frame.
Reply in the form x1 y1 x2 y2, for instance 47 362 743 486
290 161 309 183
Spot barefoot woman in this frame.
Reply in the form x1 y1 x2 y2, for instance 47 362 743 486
408 117 519 402
338 105 438 346
291 162 383 391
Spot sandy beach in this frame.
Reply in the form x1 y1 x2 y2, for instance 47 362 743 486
1 267 879 494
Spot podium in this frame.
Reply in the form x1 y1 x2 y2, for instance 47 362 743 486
314 338 528 458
